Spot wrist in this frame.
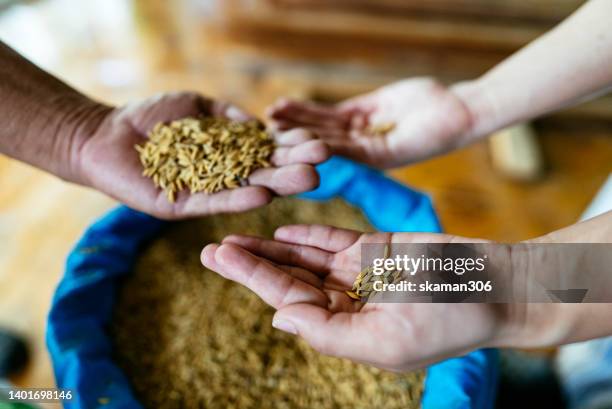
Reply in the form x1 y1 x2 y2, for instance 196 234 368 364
495 303 580 349
51 94 113 185
450 79 501 143
470 242 565 349
500 224 612 347
0 41 114 184
488 242 582 349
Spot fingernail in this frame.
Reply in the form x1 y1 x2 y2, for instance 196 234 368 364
272 319 297 335
200 244 218 265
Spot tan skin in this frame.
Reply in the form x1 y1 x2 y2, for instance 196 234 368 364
0 42 330 219
76 93 330 219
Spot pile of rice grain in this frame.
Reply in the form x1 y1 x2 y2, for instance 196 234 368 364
111 198 424 409
136 117 274 202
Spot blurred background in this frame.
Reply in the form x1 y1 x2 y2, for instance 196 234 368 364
0 0 610 403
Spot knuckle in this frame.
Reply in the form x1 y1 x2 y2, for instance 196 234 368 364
276 275 296 307
310 140 331 161
292 165 318 189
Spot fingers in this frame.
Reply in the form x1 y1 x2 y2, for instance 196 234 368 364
267 97 390 168
274 121 349 140
270 128 331 166
201 243 328 309
150 161 323 218
325 136 393 168
273 128 316 145
221 235 334 274
145 165 322 219
274 224 361 252
268 98 349 129
248 164 319 196
249 129 331 196
154 185 273 219
271 140 330 166
278 265 323 288
272 304 381 360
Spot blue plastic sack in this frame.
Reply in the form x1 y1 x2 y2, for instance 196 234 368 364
47 157 498 409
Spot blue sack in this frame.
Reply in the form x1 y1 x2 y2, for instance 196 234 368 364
47 157 498 409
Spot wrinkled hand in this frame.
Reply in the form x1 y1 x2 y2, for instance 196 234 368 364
201 224 511 372
268 78 473 168
73 92 330 219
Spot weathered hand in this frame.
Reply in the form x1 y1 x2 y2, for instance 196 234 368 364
201 224 511 372
73 92 330 219
268 78 472 168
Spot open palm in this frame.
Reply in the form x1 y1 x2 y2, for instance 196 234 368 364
268 78 472 168
75 92 329 219
201 224 510 372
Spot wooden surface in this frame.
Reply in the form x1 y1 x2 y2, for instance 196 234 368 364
271 0 585 22
392 122 612 240
0 0 610 393
0 159 115 391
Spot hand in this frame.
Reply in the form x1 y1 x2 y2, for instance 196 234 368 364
72 92 330 219
268 78 473 168
201 224 513 372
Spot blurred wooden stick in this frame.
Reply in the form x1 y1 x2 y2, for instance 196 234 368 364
489 123 544 181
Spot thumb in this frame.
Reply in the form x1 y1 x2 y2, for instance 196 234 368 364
272 304 377 361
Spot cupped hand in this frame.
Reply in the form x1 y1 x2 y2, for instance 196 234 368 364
268 78 473 168
201 224 512 372
73 92 330 219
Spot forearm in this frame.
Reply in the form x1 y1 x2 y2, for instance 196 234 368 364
0 41 110 183
501 211 612 348
452 0 612 141
534 210 612 243
391 214 612 349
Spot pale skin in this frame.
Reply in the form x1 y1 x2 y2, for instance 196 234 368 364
0 42 330 219
269 0 612 168
201 211 612 373
210 0 612 371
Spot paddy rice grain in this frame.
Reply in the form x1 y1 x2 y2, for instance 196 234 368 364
136 117 274 202
366 122 396 137
111 198 424 409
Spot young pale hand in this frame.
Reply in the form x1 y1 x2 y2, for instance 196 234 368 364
201 224 514 372
268 78 473 168
72 92 330 219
